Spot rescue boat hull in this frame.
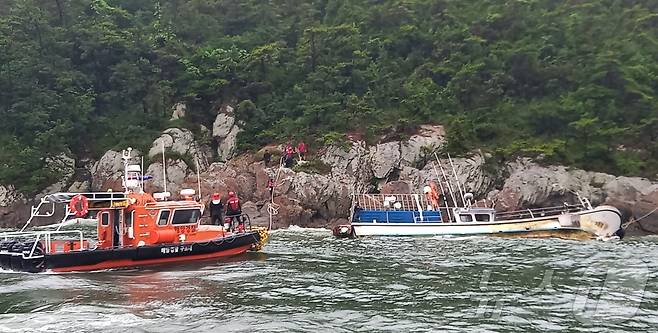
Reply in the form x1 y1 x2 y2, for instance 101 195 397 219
1 232 261 273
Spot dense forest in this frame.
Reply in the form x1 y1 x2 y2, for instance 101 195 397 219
2 0 658 193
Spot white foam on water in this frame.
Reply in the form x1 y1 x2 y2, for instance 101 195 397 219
270 225 331 234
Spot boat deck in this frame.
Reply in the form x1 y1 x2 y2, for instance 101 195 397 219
351 193 590 224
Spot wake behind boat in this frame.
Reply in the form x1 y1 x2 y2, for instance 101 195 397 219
0 148 268 273
334 155 623 240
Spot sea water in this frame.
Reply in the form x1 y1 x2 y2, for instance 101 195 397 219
0 228 657 332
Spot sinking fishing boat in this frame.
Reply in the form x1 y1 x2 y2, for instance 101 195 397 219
0 148 268 273
334 156 623 240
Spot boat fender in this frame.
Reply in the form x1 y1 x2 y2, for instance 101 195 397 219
614 228 625 240
332 225 354 238
148 229 177 244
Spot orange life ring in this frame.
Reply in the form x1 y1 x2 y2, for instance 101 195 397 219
69 194 89 218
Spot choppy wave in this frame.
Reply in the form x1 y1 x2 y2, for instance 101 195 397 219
1 233 658 332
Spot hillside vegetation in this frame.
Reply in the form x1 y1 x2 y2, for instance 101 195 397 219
2 0 658 193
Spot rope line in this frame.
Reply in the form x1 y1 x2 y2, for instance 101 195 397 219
622 206 658 230
266 157 286 230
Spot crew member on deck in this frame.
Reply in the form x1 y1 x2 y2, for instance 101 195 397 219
208 193 224 225
225 191 244 232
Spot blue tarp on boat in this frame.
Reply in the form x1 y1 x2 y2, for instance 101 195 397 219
354 209 441 223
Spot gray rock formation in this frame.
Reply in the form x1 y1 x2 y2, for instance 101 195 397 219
3 122 658 236
320 141 372 193
90 150 130 191
170 102 187 121
148 128 211 170
0 185 26 228
0 185 22 208
369 142 401 179
400 125 445 167
40 153 76 195
212 105 242 160
145 159 194 195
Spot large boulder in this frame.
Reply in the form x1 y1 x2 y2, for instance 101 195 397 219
212 112 235 139
380 181 412 194
601 177 658 235
218 126 242 161
148 128 211 170
0 185 23 208
40 153 76 195
212 105 242 161
0 185 27 229
320 141 372 192
417 153 494 197
170 102 187 121
369 142 401 179
91 150 133 191
146 159 195 196
400 125 446 167
490 159 614 211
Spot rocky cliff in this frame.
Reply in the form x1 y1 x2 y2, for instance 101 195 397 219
2 105 658 236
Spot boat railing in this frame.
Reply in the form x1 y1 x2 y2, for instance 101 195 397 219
0 230 87 259
353 193 432 211
20 191 131 232
43 192 128 203
224 213 254 232
414 215 443 223
494 204 587 220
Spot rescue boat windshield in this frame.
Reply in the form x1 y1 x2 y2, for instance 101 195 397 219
171 209 202 225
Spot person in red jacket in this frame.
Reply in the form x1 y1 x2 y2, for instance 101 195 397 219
225 191 244 232
297 141 307 161
267 178 275 197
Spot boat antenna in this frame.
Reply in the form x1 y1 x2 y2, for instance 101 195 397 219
447 153 467 206
121 147 133 193
431 162 452 222
195 157 202 201
435 153 459 209
161 143 168 194
141 156 145 193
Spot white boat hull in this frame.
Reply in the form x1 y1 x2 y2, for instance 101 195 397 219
351 206 622 239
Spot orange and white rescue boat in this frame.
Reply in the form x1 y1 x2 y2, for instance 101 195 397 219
0 148 268 273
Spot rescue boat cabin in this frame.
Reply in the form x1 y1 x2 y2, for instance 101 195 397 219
1 148 266 272
59 157 224 251
0 184 261 272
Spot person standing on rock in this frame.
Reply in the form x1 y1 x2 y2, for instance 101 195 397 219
284 143 295 168
208 193 224 226
297 141 307 161
263 149 272 167
268 178 275 198
225 191 244 232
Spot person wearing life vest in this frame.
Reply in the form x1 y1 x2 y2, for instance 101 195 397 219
208 193 223 226
267 178 275 197
225 191 243 231
284 143 295 168
297 141 307 161
423 182 441 211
